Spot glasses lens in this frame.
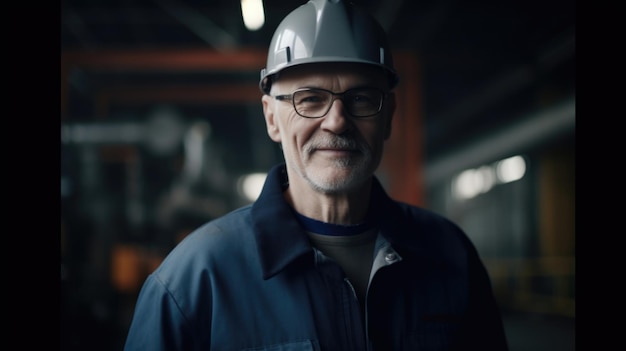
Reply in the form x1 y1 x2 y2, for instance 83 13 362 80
292 89 331 118
344 88 383 117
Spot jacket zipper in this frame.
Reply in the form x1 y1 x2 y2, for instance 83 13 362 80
343 277 366 351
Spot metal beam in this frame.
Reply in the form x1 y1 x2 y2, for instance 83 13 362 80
425 96 575 186
61 48 267 71
156 0 238 50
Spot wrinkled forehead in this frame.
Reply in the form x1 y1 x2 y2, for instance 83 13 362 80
272 62 389 91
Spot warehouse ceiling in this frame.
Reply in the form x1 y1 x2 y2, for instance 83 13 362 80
61 0 575 164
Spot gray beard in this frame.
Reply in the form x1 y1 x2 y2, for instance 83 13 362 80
300 134 374 194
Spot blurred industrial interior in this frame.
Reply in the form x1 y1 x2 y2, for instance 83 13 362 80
61 0 575 350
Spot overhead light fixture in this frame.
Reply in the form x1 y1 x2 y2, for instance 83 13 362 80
452 155 527 200
496 155 526 184
241 0 265 31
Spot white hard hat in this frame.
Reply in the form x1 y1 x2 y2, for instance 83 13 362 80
259 0 399 94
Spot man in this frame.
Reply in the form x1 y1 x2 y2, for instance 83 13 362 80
123 0 509 350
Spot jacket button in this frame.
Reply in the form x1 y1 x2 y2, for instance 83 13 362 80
385 252 397 263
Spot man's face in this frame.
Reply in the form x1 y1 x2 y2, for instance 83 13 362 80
261 63 395 195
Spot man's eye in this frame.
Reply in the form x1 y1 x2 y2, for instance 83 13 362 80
350 95 373 104
297 94 325 104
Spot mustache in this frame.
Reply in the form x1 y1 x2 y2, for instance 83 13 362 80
305 134 368 154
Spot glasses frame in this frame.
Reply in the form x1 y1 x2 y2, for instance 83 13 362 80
273 87 387 119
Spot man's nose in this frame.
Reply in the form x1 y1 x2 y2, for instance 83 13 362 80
320 98 351 134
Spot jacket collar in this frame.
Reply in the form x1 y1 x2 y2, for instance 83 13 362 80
251 164 312 279
251 163 426 280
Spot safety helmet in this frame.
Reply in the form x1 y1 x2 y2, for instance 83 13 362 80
259 0 399 94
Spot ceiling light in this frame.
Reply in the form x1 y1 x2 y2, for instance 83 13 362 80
241 0 265 31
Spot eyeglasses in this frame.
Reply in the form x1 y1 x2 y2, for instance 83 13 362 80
273 87 386 118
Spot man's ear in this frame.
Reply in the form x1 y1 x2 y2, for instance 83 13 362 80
383 92 396 140
262 94 281 142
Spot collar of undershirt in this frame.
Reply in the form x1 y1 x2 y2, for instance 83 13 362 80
292 209 377 236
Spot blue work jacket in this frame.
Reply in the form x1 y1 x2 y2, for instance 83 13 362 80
124 164 509 350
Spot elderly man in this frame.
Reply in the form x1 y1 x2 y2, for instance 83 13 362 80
123 1 509 350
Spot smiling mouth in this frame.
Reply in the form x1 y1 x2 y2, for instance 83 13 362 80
316 147 356 152
314 148 359 158
308 137 361 157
